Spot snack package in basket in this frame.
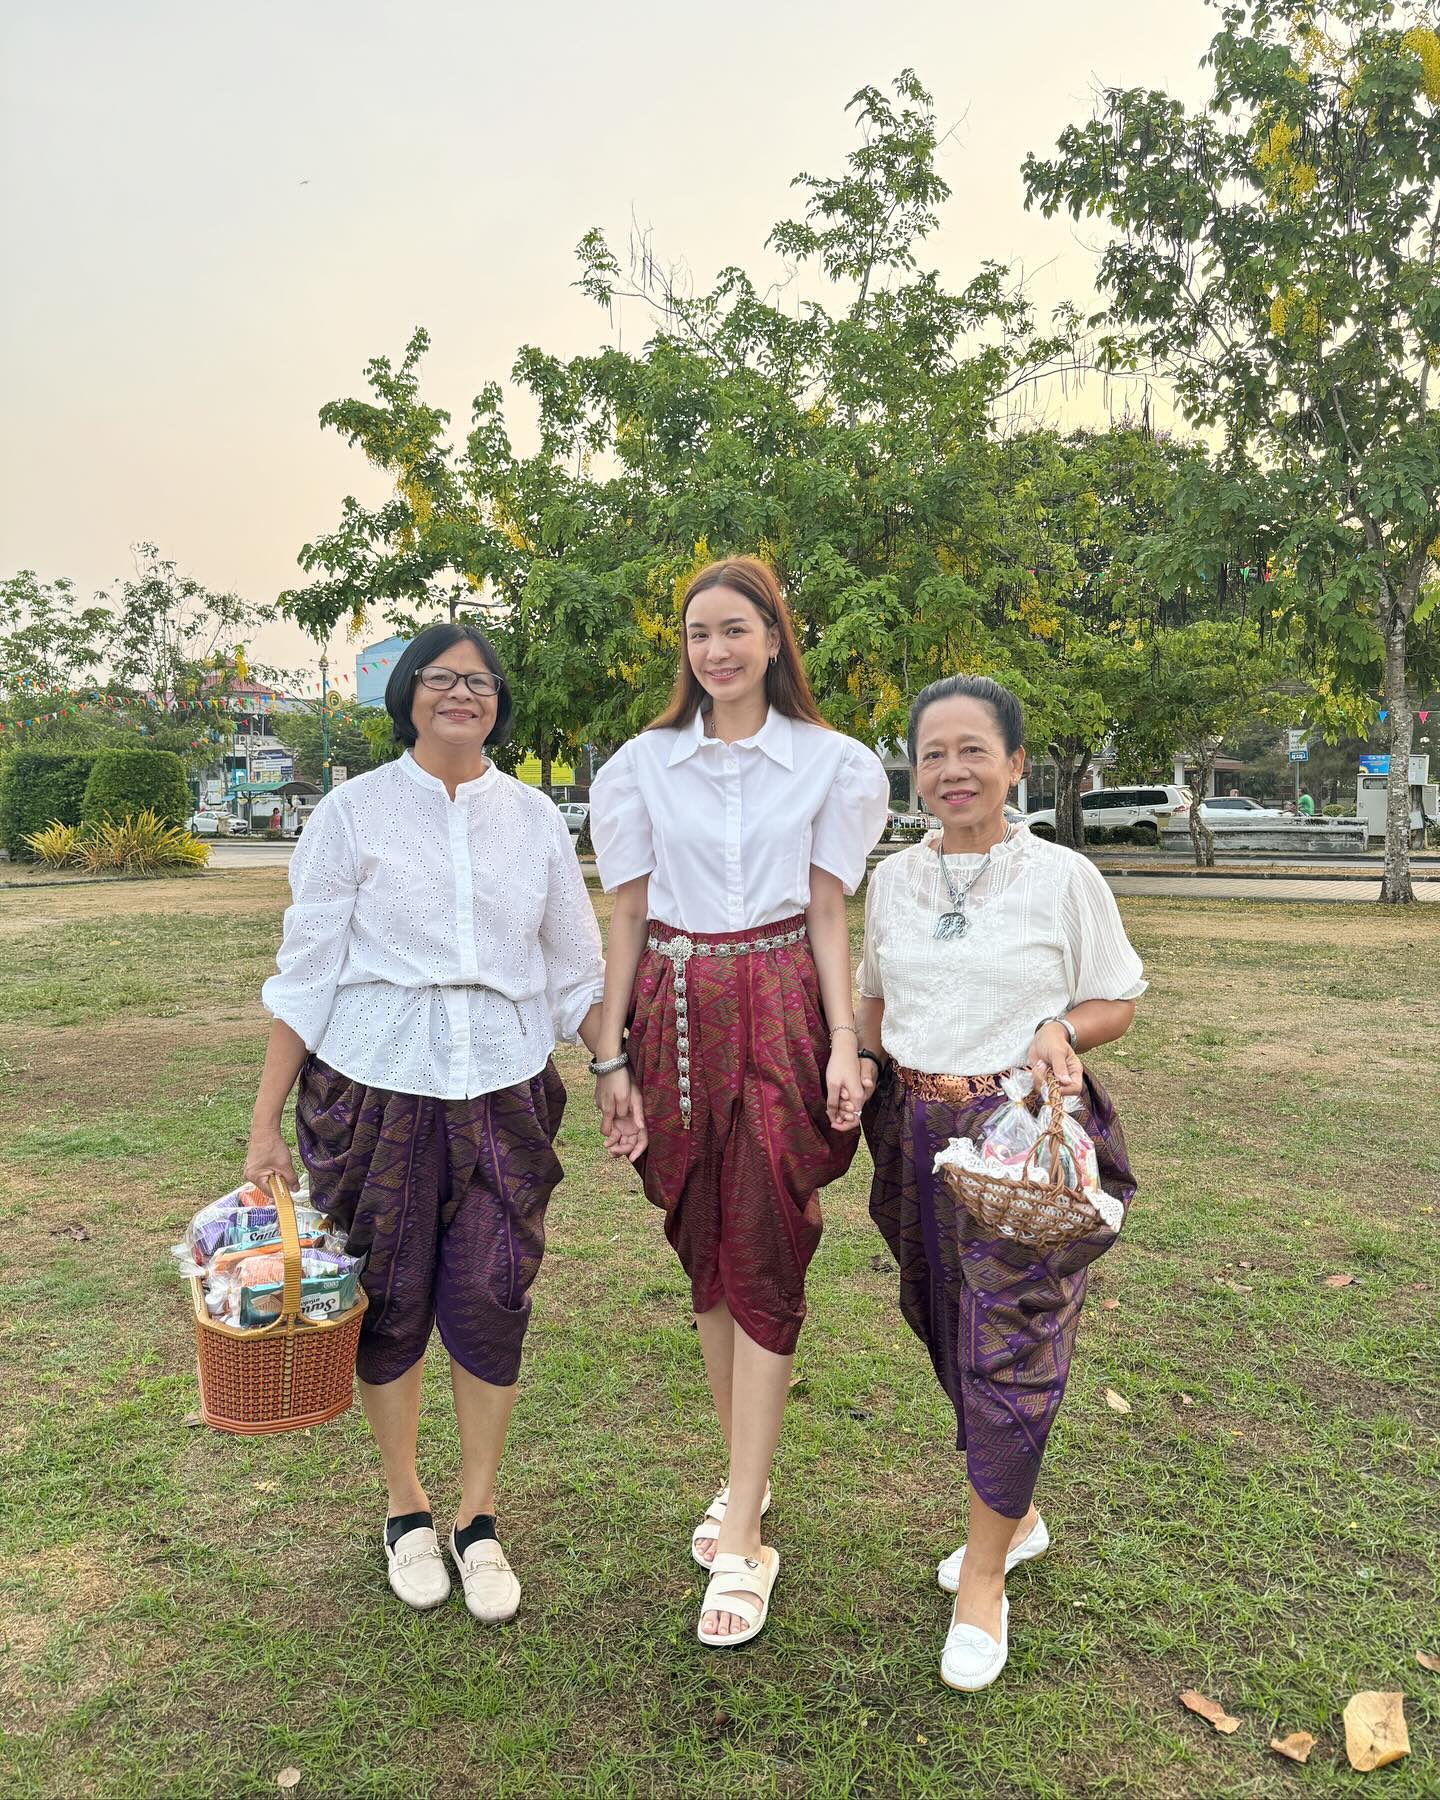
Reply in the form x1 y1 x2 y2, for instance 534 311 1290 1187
932 1070 1121 1234
172 1180 313 1275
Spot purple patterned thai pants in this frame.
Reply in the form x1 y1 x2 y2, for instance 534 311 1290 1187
863 1067 1135 1518
295 1056 567 1388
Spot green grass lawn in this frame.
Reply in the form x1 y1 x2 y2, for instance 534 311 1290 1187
0 872 1436 1798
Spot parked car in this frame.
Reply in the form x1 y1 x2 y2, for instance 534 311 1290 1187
555 802 590 836
1027 784 1191 841
187 809 247 837
1197 795 1284 821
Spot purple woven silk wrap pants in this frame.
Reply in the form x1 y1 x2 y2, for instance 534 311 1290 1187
864 1068 1135 1518
296 1056 567 1388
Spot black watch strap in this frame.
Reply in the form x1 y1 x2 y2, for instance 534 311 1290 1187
857 1048 883 1068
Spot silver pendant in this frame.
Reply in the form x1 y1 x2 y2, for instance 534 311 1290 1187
933 910 970 941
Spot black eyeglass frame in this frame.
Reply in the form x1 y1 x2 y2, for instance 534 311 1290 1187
416 665 505 697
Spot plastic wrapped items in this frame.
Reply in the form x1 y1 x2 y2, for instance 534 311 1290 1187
933 1069 1120 1234
176 1179 358 1329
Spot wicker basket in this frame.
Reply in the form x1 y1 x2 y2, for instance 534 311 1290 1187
191 1175 366 1435
938 1076 1104 1252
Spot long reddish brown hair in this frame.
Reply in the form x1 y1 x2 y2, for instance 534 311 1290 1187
646 557 830 732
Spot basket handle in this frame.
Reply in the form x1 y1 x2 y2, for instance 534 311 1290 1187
266 1172 305 1326
1019 1075 1069 1182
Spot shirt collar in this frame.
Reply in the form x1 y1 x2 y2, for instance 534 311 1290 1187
399 751 498 798
667 707 795 770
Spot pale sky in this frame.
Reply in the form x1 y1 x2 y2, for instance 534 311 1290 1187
1 0 1217 680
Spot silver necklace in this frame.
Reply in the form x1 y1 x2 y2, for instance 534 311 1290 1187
932 827 1010 940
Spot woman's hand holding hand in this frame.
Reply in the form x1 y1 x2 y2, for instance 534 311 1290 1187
244 1125 299 1192
596 1067 647 1163
1025 1023 1084 1097
825 1047 864 1132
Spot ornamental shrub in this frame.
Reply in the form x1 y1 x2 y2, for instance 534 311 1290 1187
0 750 100 858
81 748 189 829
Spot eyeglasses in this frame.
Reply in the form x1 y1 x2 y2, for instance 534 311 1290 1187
416 666 503 697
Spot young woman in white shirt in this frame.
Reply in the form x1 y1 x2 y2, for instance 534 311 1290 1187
857 675 1145 1692
244 623 635 1624
589 557 890 1648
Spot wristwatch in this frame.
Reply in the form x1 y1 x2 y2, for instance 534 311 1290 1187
1036 1015 1078 1051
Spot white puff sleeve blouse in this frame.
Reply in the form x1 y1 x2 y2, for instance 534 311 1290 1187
262 755 605 1099
590 708 890 933
858 828 1146 1077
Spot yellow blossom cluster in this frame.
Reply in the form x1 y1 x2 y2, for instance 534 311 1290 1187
1268 288 1323 341
1017 590 1061 640
1253 115 1317 205
1402 27 1440 103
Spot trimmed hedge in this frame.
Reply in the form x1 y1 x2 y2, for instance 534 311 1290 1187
0 750 100 859
81 748 190 830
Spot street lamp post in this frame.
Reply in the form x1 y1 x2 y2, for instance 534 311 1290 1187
320 653 331 795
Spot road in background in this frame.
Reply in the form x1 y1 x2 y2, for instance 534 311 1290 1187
207 839 1438 901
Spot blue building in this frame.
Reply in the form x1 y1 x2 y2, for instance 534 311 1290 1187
355 636 408 707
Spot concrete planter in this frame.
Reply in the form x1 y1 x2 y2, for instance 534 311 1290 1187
1160 820 1368 856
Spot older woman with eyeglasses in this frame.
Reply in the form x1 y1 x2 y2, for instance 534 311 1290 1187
245 622 638 1625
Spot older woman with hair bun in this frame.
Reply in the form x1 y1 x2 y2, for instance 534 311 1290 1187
245 621 634 1626
857 674 1145 1692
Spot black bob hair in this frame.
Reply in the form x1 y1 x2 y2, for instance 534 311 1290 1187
906 675 1025 764
383 621 513 749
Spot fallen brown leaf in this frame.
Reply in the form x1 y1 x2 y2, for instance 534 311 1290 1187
1099 1298 1120 1311
1179 1393 1196 1407
1416 1649 1440 1674
1323 1273 1355 1288
181 1412 203 1429
1269 1731 1315 1764
1179 1690 1240 1734
868 1254 890 1273
1103 1387 1132 1415
276 1772 301 1792
48 1223 91 1242
1343 1692 1409 1771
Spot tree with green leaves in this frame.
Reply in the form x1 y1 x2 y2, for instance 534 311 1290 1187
1024 0 1440 901
0 572 113 702
107 543 269 706
282 73 1084 775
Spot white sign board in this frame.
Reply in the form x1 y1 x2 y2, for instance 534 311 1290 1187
331 766 348 785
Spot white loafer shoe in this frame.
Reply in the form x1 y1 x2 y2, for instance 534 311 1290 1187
941 1595 1009 1692
450 1528 521 1624
385 1522 452 1610
937 1514 1048 1594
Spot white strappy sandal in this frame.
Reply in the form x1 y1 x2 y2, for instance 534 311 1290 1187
696 1547 780 1648
690 1482 772 1567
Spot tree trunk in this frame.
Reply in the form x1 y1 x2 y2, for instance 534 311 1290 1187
1379 610 1415 905
1187 759 1215 868
1053 742 1091 850
539 749 553 795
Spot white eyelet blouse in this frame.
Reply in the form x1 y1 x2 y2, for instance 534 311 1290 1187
589 708 891 932
857 828 1147 1077
261 755 605 1099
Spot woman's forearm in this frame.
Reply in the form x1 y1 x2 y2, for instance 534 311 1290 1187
1063 999 1136 1053
856 993 886 1063
251 1018 310 1131
805 869 856 1033
596 878 650 1060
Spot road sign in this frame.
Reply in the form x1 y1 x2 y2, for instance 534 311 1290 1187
1286 728 1307 751
331 766 348 785
1287 749 1309 762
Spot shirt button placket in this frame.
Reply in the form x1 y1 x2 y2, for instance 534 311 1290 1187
725 750 742 929
449 795 478 1093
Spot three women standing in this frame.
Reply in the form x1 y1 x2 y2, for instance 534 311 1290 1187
589 557 889 1646
246 623 637 1625
857 675 1145 1690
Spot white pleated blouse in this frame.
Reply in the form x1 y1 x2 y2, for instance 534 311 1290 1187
262 755 605 1100
590 708 890 932
857 828 1147 1077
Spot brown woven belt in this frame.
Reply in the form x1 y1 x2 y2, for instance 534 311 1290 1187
891 1065 1005 1105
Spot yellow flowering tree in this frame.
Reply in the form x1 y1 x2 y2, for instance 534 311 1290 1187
1025 0 1440 902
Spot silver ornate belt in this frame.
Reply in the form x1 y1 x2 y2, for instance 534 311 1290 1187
646 924 809 1128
